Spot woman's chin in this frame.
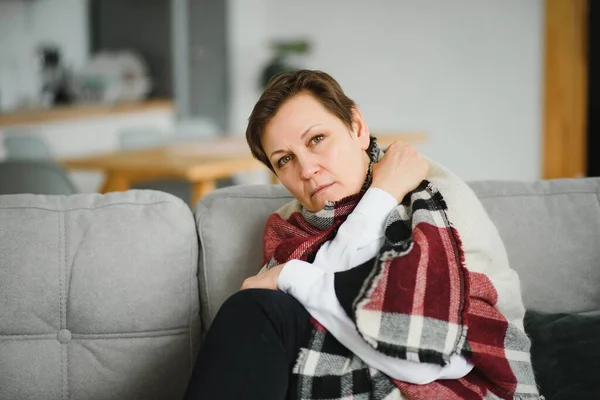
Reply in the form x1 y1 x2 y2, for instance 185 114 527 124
302 197 329 212
302 184 359 211
312 190 350 210
302 200 324 212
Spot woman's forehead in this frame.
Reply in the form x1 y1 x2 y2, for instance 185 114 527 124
266 95 338 139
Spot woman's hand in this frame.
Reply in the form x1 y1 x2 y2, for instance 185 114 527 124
240 264 285 291
371 141 429 202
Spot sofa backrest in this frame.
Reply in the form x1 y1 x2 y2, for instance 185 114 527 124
470 178 600 315
194 184 293 333
195 178 600 331
0 191 200 400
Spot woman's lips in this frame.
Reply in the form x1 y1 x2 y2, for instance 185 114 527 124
311 183 334 197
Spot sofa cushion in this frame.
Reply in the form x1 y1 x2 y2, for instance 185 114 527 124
524 311 600 399
195 184 293 331
0 190 200 400
470 178 600 314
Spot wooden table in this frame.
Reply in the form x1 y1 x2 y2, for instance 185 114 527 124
0 99 173 128
60 132 426 205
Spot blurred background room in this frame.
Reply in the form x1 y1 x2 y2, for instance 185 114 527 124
0 0 593 206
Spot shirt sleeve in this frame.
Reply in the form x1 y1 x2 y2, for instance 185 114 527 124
310 187 398 273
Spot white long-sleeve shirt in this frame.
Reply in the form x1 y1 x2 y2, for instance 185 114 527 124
277 188 474 384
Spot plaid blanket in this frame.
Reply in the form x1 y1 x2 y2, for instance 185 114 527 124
262 140 542 399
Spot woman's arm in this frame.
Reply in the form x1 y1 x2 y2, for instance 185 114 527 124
309 187 398 273
276 187 473 383
277 262 473 383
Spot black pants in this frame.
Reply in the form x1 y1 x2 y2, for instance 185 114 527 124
184 289 312 400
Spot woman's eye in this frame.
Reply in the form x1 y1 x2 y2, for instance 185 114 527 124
310 134 324 145
278 155 293 167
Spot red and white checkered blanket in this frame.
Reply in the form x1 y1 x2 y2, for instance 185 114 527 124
262 148 542 399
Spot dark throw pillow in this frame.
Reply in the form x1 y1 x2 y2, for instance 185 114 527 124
524 310 600 400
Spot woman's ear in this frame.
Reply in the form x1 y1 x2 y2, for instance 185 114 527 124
351 107 370 150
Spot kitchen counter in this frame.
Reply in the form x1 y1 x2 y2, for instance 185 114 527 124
0 99 174 128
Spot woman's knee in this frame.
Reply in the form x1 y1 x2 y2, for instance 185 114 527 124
216 289 307 322
219 288 273 312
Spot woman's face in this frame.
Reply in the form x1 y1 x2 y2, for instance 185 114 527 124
262 92 371 212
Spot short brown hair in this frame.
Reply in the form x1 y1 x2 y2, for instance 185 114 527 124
246 69 357 172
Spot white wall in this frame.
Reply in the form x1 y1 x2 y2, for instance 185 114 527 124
227 0 544 181
0 0 90 111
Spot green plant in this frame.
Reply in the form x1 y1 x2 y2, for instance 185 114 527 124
260 39 311 89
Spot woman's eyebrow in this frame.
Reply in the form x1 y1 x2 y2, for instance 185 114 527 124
300 124 322 140
269 124 323 160
269 149 286 160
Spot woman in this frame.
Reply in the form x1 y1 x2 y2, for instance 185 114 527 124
184 70 541 399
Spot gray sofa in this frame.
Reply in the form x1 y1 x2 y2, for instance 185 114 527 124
1 178 599 399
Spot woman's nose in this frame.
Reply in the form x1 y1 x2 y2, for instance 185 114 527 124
298 154 320 180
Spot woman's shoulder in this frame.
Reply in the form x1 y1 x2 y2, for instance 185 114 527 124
423 155 500 253
424 156 472 197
